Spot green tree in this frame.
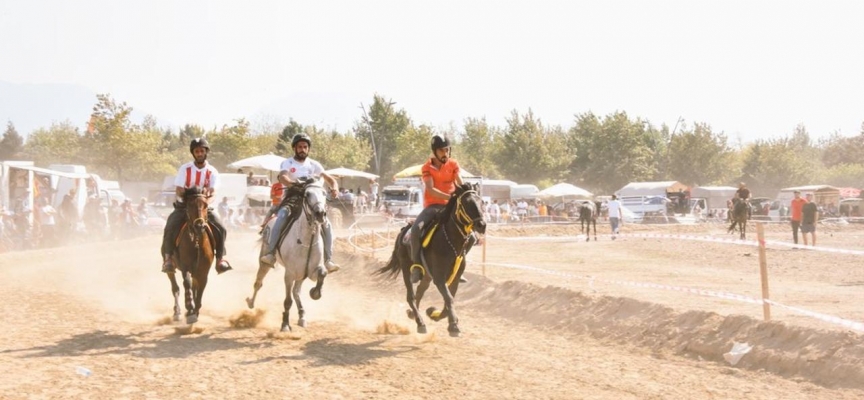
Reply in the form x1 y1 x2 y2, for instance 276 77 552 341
23 121 83 166
569 111 659 193
354 95 412 180
0 121 24 160
84 94 165 181
306 126 372 170
820 131 864 168
206 118 257 171
495 110 572 186
667 122 733 186
459 117 503 179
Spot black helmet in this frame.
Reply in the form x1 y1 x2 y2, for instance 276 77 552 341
292 133 312 148
431 135 450 152
189 137 210 153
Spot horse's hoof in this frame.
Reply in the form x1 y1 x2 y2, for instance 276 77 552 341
245 297 254 309
186 314 198 324
310 287 321 300
448 327 461 337
407 309 416 319
280 324 291 332
417 325 427 334
298 318 306 328
172 314 181 322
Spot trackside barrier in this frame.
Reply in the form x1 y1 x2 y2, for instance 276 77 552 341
477 261 864 332
479 226 864 332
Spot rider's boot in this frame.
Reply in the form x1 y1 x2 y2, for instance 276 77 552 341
261 208 288 265
161 254 175 273
322 221 340 273
409 226 425 284
215 258 232 274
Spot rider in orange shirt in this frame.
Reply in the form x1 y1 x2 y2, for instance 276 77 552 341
409 135 463 283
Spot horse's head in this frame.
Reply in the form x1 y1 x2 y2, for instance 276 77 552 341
301 178 327 224
183 186 209 233
450 183 486 235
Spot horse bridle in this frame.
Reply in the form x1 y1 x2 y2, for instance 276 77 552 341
187 194 209 227
453 189 483 237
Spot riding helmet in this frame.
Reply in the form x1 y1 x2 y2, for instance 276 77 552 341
189 137 210 153
292 133 312 148
431 135 450 152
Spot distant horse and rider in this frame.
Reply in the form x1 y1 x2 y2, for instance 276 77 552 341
377 183 486 337
167 186 216 324
246 178 331 332
727 197 750 240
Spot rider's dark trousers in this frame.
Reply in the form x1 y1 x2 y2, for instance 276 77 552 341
161 203 228 258
410 204 444 265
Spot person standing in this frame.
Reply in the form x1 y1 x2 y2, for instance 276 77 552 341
801 193 819 246
607 194 623 240
789 190 807 245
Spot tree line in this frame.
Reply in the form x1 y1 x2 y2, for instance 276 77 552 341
1 93 863 197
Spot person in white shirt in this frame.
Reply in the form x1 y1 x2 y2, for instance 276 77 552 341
606 194 623 239
489 200 501 223
160 137 232 274
260 133 342 272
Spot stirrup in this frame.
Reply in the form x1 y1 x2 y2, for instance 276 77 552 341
215 259 232 274
409 264 425 283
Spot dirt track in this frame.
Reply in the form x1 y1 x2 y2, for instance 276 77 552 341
0 222 862 399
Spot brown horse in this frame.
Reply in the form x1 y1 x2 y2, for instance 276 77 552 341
168 187 215 324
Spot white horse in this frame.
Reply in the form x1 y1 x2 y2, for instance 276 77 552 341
246 179 329 332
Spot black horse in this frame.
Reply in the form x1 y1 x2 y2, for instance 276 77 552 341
579 201 598 241
727 198 749 239
377 183 486 337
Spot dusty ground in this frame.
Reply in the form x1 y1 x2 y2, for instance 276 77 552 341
0 219 862 399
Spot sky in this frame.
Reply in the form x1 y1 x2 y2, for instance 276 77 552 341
1 0 863 143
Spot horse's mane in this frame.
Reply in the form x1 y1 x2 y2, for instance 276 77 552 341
441 183 475 221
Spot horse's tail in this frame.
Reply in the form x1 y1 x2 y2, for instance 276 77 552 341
376 223 411 278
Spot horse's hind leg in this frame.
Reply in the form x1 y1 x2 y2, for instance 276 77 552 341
592 220 597 241
168 273 181 321
246 262 273 309
293 279 306 328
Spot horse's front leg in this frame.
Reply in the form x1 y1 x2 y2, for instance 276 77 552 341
309 266 326 301
429 276 460 337
592 219 597 241
190 273 208 324
281 278 294 332
402 260 427 334
246 261 273 309
168 272 181 322
293 279 306 328
182 270 194 322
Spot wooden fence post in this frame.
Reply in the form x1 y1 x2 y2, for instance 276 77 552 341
757 222 771 321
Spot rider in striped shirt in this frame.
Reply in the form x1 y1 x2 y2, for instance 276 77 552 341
160 137 232 274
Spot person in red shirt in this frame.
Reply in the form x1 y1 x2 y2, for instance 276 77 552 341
789 190 807 244
409 135 464 283
260 181 284 230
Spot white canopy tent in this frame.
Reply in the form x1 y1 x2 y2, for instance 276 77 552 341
616 181 688 197
325 167 379 180
533 183 593 200
227 154 287 172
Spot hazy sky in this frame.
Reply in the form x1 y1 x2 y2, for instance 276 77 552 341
1 1 863 142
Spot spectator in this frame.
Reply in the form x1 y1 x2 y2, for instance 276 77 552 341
607 194 623 239
369 179 379 208
499 200 510 223
801 193 819 246
790 191 807 245
487 200 500 223
218 196 230 221
38 198 57 248
246 171 255 185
